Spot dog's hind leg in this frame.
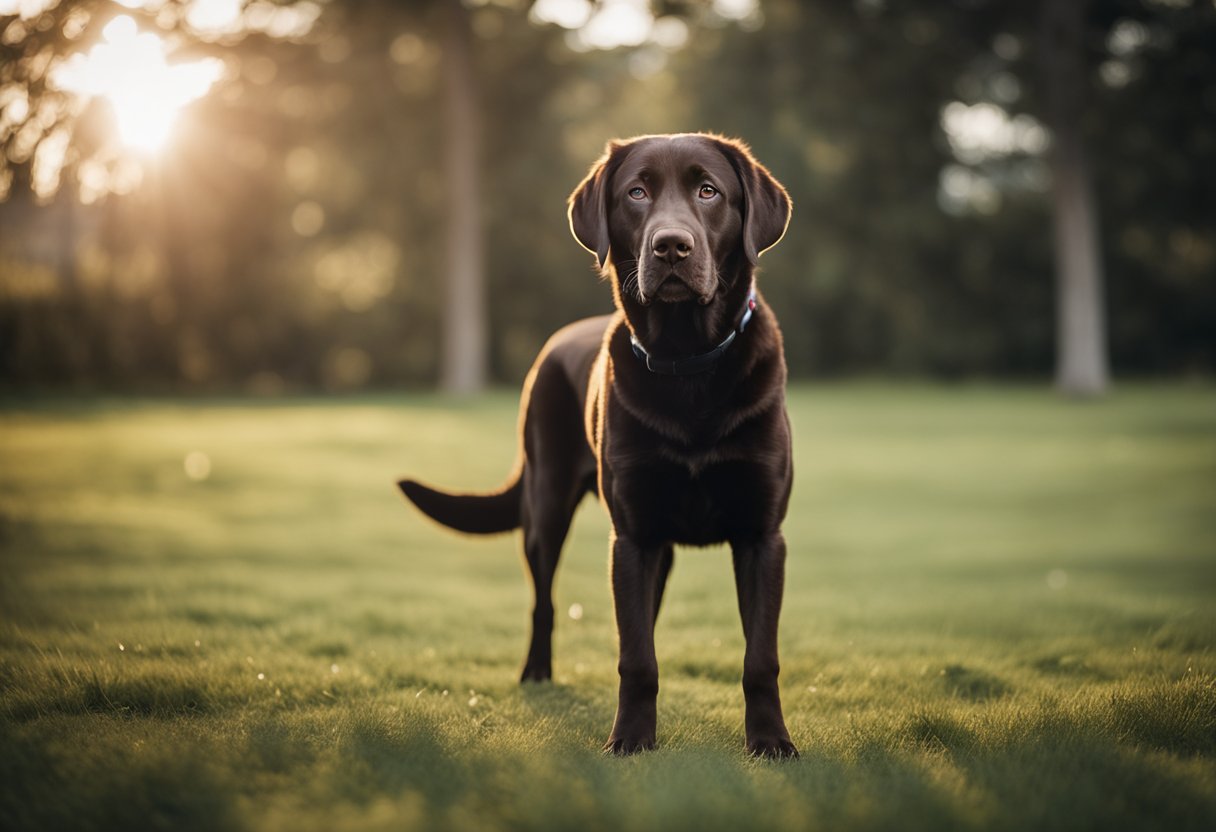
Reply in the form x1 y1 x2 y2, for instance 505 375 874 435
517 361 593 683
651 544 674 631
519 481 578 682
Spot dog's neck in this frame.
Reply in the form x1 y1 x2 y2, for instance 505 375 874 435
613 258 756 361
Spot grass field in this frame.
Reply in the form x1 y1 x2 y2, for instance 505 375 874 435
1 384 1214 832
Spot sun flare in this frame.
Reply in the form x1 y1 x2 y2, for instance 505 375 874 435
51 15 224 153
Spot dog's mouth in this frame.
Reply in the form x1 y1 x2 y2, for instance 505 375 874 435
655 275 696 302
639 270 714 306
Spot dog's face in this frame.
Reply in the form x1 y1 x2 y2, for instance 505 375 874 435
569 134 791 307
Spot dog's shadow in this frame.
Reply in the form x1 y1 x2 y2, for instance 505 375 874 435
515 679 617 748
517 679 602 714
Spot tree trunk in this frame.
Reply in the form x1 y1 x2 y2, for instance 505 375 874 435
1040 0 1109 396
439 0 488 394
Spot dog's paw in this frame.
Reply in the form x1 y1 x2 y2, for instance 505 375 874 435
519 663 552 683
746 736 799 760
602 735 656 756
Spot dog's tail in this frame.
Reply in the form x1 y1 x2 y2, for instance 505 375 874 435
396 465 523 535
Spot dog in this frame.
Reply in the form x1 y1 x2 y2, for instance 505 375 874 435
398 133 797 757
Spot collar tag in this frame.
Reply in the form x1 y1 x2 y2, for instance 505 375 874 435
740 294 757 332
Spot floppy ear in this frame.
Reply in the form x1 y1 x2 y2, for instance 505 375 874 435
713 137 792 264
567 142 623 269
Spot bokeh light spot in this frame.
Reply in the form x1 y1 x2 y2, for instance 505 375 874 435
322 347 372 391
292 201 325 237
184 451 212 481
285 146 321 191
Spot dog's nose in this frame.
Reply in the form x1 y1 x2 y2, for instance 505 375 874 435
651 228 694 264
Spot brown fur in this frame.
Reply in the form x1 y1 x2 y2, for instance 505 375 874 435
399 133 797 757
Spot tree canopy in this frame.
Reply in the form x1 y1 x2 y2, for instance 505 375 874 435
2 0 1212 390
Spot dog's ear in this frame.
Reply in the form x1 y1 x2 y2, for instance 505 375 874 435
713 137 792 264
568 141 624 269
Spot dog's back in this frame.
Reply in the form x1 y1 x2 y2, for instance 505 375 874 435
397 314 609 535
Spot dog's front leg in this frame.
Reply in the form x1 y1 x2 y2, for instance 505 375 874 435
604 533 664 754
731 531 798 758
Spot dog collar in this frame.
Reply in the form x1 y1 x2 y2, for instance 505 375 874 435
629 289 757 376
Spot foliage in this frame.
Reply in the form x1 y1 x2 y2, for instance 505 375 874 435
1 385 1214 829
0 0 1214 388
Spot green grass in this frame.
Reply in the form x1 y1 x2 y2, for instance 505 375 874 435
1 384 1214 832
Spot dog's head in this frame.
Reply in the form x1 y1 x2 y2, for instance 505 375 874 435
568 133 790 307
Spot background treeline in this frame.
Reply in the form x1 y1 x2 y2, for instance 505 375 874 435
1 0 1213 391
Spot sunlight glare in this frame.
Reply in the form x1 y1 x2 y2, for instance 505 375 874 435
940 101 1049 164
581 0 651 49
530 0 593 30
713 0 759 19
0 0 59 19
187 0 243 34
50 15 224 153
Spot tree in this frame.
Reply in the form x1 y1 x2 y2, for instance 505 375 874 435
1040 0 1108 396
438 0 487 394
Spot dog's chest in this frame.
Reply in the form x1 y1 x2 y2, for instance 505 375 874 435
610 443 783 545
601 358 790 544
664 471 737 545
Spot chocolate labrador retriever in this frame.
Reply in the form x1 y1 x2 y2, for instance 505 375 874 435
398 133 796 757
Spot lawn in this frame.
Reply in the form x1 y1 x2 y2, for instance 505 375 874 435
1 384 1214 832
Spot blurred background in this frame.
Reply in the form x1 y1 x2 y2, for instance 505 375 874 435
1 0 1213 396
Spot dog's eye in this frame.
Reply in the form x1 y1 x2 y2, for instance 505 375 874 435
698 184 719 199
628 187 647 200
